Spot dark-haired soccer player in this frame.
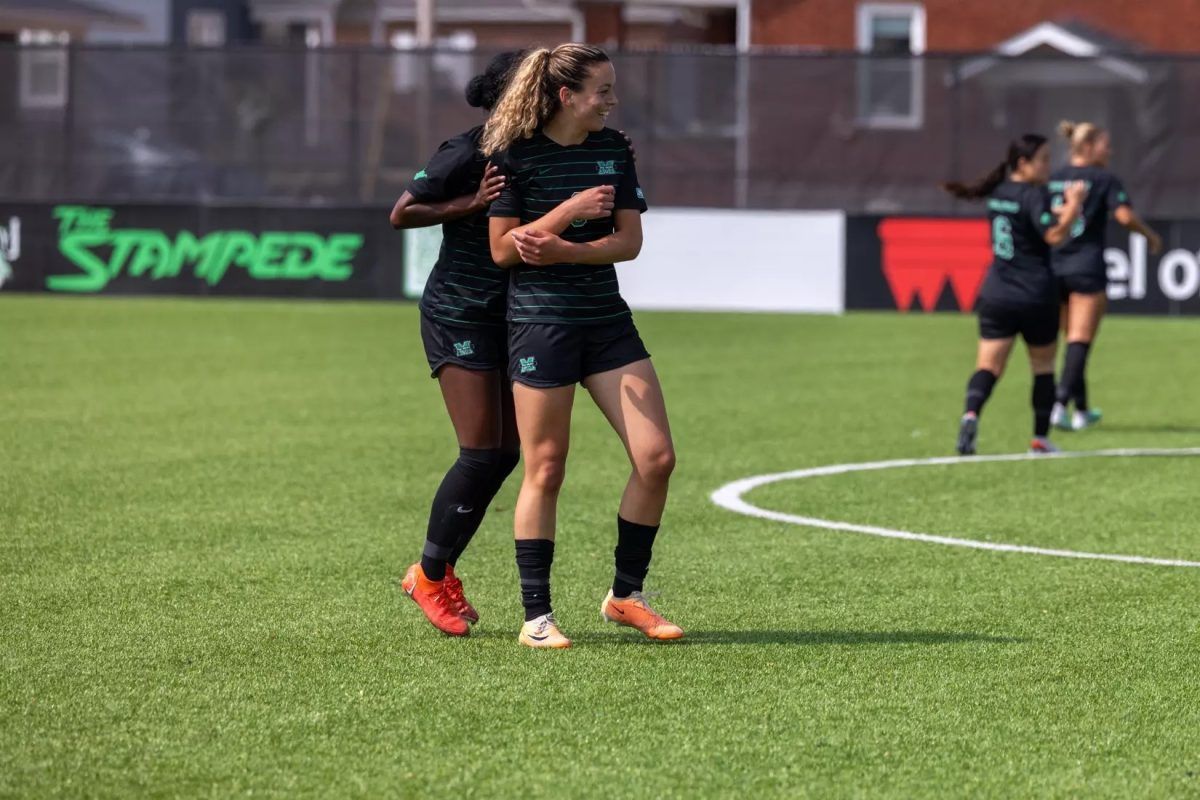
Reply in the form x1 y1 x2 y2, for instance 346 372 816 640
1048 120 1163 432
483 44 683 649
941 134 1086 456
390 52 525 637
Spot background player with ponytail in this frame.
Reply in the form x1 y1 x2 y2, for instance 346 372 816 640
390 52 524 637
1049 121 1163 432
942 134 1086 456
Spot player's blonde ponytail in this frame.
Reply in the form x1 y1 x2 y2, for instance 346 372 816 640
482 48 553 157
481 44 610 157
1059 120 1102 155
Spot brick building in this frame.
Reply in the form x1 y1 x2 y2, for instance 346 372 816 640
750 0 1200 53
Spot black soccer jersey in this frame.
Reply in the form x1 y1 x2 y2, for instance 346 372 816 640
1048 165 1131 278
979 181 1057 308
407 125 508 328
488 128 647 325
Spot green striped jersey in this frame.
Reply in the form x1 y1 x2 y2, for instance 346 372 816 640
408 125 508 328
489 128 647 325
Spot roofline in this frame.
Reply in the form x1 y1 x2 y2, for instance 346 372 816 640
955 22 1148 84
0 5 143 31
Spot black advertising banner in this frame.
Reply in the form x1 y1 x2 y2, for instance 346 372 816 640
845 215 1200 316
0 203 404 299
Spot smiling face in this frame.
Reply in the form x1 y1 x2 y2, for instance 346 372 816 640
559 60 617 132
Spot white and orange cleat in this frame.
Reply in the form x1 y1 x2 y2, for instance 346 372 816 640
518 613 571 649
601 590 684 640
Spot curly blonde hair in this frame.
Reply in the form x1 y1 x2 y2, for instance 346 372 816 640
481 44 609 157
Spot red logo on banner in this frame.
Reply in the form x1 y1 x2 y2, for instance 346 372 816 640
877 218 991 312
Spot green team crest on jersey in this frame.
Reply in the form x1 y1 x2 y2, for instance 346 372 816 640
519 356 537 374
453 340 474 357
597 160 617 175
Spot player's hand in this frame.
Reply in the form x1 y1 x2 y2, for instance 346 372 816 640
567 185 615 220
619 130 636 163
473 163 506 209
1063 180 1087 206
511 229 569 266
1146 229 1164 256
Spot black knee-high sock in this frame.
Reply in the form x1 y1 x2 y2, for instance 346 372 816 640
515 539 554 621
1072 342 1092 411
1057 341 1091 409
420 448 507 581
964 369 998 416
447 449 520 567
1033 373 1055 437
612 516 660 598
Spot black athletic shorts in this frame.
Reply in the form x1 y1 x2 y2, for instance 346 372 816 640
977 301 1059 346
508 316 650 388
420 313 507 377
1058 273 1107 300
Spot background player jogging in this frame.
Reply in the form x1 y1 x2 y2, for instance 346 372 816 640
390 52 524 637
942 133 1085 456
1048 120 1163 433
482 44 683 649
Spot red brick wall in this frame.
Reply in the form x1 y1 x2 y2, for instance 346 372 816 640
751 0 1200 53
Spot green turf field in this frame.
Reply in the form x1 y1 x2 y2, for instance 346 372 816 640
3 296 1199 798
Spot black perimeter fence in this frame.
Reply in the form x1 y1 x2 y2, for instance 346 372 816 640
2 45 1199 215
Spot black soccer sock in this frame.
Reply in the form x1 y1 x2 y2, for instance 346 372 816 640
1071 341 1092 411
612 516 660 598
1057 341 1091 409
964 369 998 416
515 538 554 621
1033 372 1055 438
420 447 508 582
447 448 520 567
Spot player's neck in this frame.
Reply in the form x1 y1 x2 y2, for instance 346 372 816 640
1070 156 1090 168
543 116 589 147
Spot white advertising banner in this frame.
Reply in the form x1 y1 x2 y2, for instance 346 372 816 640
618 209 845 313
403 209 846 314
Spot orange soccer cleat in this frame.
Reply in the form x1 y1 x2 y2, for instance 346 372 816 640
600 590 684 640
442 564 479 624
401 563 469 637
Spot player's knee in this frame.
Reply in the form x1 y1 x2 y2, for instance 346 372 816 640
498 447 521 472
1029 352 1056 374
636 443 676 486
493 448 521 483
525 448 567 493
978 361 1005 379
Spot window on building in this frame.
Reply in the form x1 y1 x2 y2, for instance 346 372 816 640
855 3 925 129
186 10 227 46
18 29 69 110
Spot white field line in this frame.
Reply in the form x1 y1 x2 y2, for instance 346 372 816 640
711 449 1200 568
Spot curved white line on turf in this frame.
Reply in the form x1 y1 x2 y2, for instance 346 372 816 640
711 448 1200 568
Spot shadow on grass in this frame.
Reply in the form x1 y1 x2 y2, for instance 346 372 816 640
551 629 1025 647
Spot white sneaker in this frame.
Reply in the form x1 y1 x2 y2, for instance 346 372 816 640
1050 402 1070 431
518 613 571 649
